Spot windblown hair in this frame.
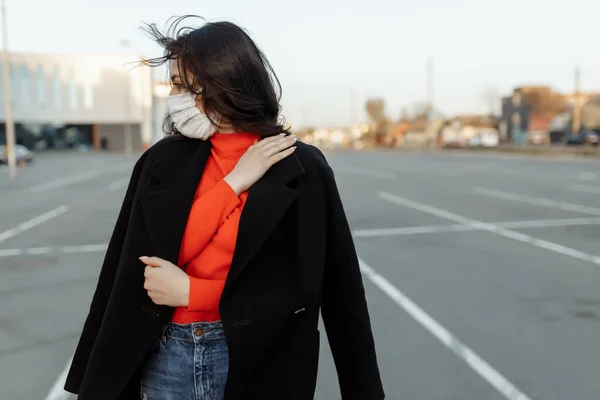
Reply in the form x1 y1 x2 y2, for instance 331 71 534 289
142 16 289 137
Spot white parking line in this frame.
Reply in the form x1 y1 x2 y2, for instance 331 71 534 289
0 206 68 243
352 217 600 238
354 224 475 237
61 244 107 253
359 258 532 400
44 356 73 400
380 192 600 266
28 172 99 194
108 178 129 192
474 187 600 216
26 246 54 255
0 244 107 257
578 172 596 181
568 185 600 194
333 166 396 180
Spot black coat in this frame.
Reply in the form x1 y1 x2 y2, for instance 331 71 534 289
64 136 384 400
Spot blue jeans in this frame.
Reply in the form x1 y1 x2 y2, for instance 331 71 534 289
141 321 229 400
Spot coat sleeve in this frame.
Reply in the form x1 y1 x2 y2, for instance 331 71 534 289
64 152 148 394
315 149 385 400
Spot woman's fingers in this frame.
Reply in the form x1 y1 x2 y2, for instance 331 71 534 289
264 136 296 157
268 145 296 165
139 256 164 268
253 134 295 158
253 133 287 148
224 133 298 195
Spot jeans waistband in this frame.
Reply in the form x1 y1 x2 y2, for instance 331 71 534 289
164 321 225 342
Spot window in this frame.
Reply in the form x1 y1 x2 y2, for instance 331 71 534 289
83 83 93 109
68 66 77 109
37 66 46 106
512 112 521 128
512 92 522 107
53 65 61 109
499 121 508 141
20 66 30 106
8 63 17 105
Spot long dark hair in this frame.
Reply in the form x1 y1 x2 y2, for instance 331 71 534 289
142 16 289 137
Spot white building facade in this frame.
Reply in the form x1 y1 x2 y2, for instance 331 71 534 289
0 52 154 151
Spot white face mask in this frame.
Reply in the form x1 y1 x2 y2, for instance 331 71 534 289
167 92 220 140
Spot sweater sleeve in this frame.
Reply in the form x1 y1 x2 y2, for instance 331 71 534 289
179 179 241 266
186 276 226 312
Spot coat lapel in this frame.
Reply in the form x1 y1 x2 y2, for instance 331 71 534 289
223 153 305 297
138 139 211 264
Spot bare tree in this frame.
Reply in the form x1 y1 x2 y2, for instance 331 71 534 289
365 98 390 145
366 99 386 123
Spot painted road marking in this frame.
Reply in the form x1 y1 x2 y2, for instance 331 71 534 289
0 206 68 243
108 178 130 192
474 187 600 216
61 244 107 253
359 258 532 400
354 224 475 237
333 166 396 180
29 172 99 194
568 185 600 194
352 216 600 238
44 356 73 400
578 172 596 181
0 244 107 257
334 164 461 179
1 215 598 256
380 192 600 266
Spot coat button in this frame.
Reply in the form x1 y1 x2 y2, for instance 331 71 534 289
193 327 204 336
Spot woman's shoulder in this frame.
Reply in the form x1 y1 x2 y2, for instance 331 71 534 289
293 141 332 174
135 135 198 166
145 135 189 158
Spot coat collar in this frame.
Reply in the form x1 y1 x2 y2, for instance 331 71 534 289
138 138 305 299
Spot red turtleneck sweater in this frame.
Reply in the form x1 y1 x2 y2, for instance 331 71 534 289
171 132 258 324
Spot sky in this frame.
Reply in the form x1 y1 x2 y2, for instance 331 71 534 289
4 0 600 128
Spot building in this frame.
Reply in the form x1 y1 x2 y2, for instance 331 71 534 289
501 86 600 144
0 52 153 152
403 119 429 146
151 81 171 143
548 94 600 138
501 86 567 144
580 95 600 132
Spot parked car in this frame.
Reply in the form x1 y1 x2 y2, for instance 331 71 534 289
562 131 599 147
467 130 499 148
0 145 34 165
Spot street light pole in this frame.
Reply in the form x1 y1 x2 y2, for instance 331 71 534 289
572 65 582 134
1 0 16 180
121 40 133 155
427 56 434 119
124 71 133 155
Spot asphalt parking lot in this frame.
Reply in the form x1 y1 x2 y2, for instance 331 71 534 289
1 148 599 400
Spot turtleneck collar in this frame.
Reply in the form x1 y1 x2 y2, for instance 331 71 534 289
209 132 260 160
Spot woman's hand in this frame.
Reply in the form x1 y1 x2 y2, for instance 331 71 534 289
224 133 297 195
139 256 190 307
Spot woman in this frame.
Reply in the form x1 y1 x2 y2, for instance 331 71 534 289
64 17 384 400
